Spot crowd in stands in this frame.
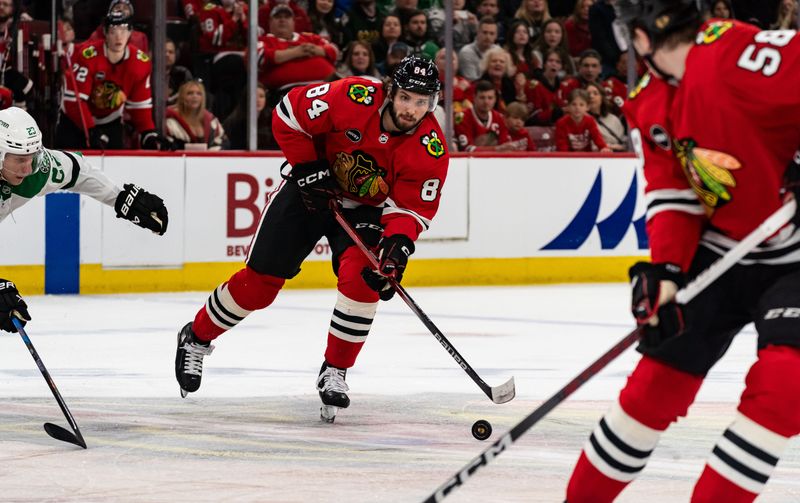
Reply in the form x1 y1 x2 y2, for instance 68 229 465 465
5 0 800 152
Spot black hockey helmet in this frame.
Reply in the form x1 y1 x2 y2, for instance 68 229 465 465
616 0 704 45
390 56 441 112
104 9 133 30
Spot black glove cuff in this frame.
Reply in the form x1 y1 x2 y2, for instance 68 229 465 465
628 261 685 288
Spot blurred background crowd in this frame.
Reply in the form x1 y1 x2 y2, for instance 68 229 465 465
7 0 800 152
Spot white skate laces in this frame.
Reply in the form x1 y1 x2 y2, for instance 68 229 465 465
181 341 214 376
318 366 349 394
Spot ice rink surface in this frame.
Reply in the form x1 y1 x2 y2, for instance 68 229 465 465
1 284 798 502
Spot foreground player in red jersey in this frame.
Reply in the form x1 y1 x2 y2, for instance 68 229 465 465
566 2 800 502
174 56 448 422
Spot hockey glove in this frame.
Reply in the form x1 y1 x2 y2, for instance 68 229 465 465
0 279 30 333
361 234 415 301
140 130 173 151
114 183 169 235
629 262 687 350
287 159 339 212
89 127 110 149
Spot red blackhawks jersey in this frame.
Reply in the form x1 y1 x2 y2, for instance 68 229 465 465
62 41 154 132
632 20 800 270
257 32 337 90
454 107 511 152
273 77 449 240
196 1 248 53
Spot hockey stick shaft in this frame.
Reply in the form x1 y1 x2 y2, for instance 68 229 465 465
331 203 515 404
423 198 797 502
11 317 87 449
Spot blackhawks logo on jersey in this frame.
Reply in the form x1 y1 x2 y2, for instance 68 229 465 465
675 138 742 210
696 21 733 45
347 84 375 106
91 81 127 110
333 150 388 198
82 45 98 59
420 130 445 158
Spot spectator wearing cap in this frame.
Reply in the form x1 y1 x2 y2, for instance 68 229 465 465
401 10 439 60
257 4 338 92
88 0 149 52
458 16 500 82
341 0 383 46
372 14 401 70
258 0 312 34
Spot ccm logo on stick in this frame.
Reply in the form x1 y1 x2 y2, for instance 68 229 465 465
764 307 800 319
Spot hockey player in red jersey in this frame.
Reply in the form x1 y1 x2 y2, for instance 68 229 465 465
566 2 800 502
174 56 449 422
57 11 164 150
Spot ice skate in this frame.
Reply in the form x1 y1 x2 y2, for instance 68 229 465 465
317 361 350 423
175 322 214 398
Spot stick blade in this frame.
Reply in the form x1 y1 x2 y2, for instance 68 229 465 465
490 376 516 404
43 422 87 449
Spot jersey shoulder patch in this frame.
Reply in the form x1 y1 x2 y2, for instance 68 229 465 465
346 81 378 106
695 20 734 46
81 45 98 59
136 49 150 63
628 72 652 100
420 129 446 159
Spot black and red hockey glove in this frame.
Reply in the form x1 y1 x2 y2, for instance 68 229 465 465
287 159 339 212
0 279 30 333
629 262 687 350
361 234 415 301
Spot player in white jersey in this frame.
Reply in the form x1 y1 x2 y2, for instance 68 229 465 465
0 107 168 333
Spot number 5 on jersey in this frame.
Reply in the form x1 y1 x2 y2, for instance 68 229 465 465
306 83 330 120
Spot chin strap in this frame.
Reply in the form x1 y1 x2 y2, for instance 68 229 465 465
644 53 681 86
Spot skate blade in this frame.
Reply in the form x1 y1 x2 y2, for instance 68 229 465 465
180 388 189 398
320 405 338 423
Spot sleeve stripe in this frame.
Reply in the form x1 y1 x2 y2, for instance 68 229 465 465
646 203 706 220
60 151 82 190
276 95 310 137
126 99 153 109
644 188 697 205
383 197 431 231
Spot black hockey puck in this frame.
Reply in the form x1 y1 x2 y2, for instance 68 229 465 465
471 419 492 441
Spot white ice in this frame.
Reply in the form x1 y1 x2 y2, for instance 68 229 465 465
0 284 798 502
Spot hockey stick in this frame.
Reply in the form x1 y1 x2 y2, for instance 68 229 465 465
10 317 87 449
422 198 797 502
331 203 515 404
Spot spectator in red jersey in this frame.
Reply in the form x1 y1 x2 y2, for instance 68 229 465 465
434 47 472 128
258 0 312 34
193 0 249 120
165 80 227 151
504 102 537 151
522 47 565 126
474 47 517 112
456 80 524 152
505 19 540 78
532 19 577 76
88 0 149 53
564 0 593 58
372 14 402 70
334 41 382 79
58 11 164 150
559 48 602 102
257 4 338 93
555 88 609 152
585 81 626 152
514 0 551 41
309 0 343 46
